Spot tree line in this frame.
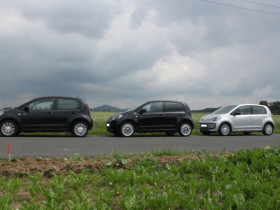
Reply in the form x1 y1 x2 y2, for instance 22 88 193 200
259 101 280 115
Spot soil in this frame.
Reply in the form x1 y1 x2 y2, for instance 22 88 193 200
0 152 230 177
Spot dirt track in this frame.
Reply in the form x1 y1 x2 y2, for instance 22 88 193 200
0 152 231 177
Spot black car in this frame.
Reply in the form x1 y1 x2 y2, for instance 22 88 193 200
106 100 194 137
0 97 93 137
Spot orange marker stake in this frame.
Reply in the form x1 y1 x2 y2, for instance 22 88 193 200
8 143 11 162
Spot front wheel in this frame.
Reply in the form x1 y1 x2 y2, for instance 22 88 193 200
0 120 18 137
263 123 273 135
120 122 135 137
72 121 89 137
218 123 231 136
178 122 192 137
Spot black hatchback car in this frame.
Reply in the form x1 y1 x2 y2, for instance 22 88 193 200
106 100 194 137
0 97 93 137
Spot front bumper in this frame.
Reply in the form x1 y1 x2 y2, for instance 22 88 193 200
199 123 217 131
106 120 119 133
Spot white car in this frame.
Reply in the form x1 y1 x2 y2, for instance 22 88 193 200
199 104 274 136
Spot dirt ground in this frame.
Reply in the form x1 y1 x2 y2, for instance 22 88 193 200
0 153 230 177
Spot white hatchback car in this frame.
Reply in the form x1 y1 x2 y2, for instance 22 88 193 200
199 104 274 136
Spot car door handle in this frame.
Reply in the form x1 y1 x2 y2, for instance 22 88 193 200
48 111 54 115
72 111 78 114
160 114 165 117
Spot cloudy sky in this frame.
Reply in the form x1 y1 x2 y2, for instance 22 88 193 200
0 0 279 109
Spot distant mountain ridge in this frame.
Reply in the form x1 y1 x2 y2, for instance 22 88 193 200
92 104 219 112
192 107 220 112
91 105 125 112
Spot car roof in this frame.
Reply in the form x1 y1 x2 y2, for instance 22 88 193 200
236 104 267 107
32 96 83 100
224 104 267 107
144 100 187 104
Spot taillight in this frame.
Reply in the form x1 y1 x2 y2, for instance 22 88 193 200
88 107 91 117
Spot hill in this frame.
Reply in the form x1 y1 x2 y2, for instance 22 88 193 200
192 107 220 113
91 105 124 112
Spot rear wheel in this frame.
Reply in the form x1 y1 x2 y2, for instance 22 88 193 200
263 123 273 135
218 123 231 136
179 122 192 137
120 122 135 137
0 120 18 137
72 121 89 137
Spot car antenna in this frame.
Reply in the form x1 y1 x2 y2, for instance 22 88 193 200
77 93 82 98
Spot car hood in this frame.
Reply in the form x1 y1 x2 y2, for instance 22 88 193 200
108 111 127 120
199 114 222 122
1 108 17 114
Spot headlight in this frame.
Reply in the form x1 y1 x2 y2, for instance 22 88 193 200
210 117 221 121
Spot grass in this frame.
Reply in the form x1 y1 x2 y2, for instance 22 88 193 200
273 114 280 134
1 147 280 209
89 111 280 135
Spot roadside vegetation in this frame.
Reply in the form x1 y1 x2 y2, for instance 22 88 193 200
89 111 280 135
1 147 280 209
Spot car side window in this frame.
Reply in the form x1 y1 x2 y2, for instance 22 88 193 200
164 102 184 112
56 99 80 110
235 106 251 115
252 106 267 114
28 99 54 111
142 102 163 113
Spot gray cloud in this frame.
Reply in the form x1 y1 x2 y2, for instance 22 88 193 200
18 0 118 38
0 0 280 109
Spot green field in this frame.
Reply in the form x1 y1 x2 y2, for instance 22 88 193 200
1 147 280 209
89 111 280 135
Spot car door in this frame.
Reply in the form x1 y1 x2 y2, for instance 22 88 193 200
231 105 252 131
137 102 164 131
163 102 185 129
20 98 55 130
52 98 81 130
251 105 267 130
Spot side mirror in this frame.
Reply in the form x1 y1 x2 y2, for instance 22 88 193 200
24 106 30 112
140 109 146 114
231 111 240 116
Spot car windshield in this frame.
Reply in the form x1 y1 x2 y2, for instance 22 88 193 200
213 105 237 114
126 102 143 112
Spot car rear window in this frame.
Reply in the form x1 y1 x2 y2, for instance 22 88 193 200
164 102 184 112
56 99 80 110
252 106 267 114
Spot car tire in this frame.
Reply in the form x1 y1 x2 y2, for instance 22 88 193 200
120 122 135 137
263 123 273 136
0 120 18 137
178 122 192 137
166 131 175 136
201 131 210 135
72 121 89 137
218 123 231 136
